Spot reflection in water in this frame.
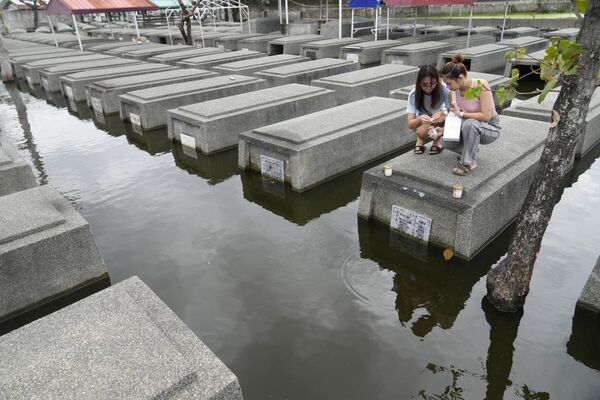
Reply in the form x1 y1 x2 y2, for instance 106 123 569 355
125 128 172 156
240 168 363 225
45 89 68 109
358 218 510 337
3 82 48 184
91 112 129 138
567 307 600 371
171 142 239 185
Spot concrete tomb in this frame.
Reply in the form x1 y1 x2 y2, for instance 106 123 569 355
495 27 539 40
267 34 325 55
0 276 244 400
456 26 499 36
175 50 264 70
12 50 93 79
87 69 217 115
122 45 191 61
300 37 365 60
0 144 37 197
214 33 264 50
340 39 402 67
146 47 225 65
381 41 454 66
39 58 141 93
198 32 243 48
312 64 419 105
421 25 460 37
498 36 549 54
167 84 337 154
86 41 144 53
211 54 310 76
541 28 579 40
503 49 546 77
105 43 163 56
255 58 359 86
437 44 511 73
503 89 600 157
577 256 600 314
0 185 108 323
119 74 267 130
60 63 176 103
444 34 496 49
237 33 284 52
357 115 550 260
21 54 114 87
238 97 410 192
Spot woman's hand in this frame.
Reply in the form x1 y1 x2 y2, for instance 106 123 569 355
418 115 432 124
449 104 462 115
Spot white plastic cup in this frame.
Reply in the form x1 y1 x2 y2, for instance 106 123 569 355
384 164 393 177
452 183 464 198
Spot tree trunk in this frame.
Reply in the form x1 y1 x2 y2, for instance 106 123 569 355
0 34 13 82
486 0 600 312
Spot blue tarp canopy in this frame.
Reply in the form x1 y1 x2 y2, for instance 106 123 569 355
348 0 384 9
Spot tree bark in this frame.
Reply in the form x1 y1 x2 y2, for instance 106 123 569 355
486 0 600 312
0 34 13 82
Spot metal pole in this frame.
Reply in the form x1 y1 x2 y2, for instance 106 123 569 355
449 5 452 20
133 12 140 40
285 0 289 25
246 6 252 34
501 1 509 41
194 9 205 47
107 13 113 39
239 2 243 33
326 0 329 23
338 0 342 39
374 6 378 42
351 8 354 38
72 14 83 51
320 0 323 20
466 4 473 48
386 7 389 40
166 10 173 45
47 15 59 47
413 7 417 37
424 6 428 34
278 0 282 24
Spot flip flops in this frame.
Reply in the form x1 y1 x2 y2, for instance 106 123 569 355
414 145 426 155
429 145 443 155
453 163 477 176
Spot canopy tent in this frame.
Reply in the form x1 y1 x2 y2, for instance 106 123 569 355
475 0 518 41
194 0 251 38
348 0 386 41
150 0 193 46
45 0 158 50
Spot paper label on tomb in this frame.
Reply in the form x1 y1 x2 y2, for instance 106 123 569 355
346 53 359 62
65 86 74 100
26 76 33 88
217 44 224 49
42 77 49 91
129 112 141 127
260 155 284 182
390 205 432 243
180 133 196 149
90 97 103 114
241 47 249 51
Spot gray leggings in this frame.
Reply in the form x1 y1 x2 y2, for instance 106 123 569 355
443 116 501 166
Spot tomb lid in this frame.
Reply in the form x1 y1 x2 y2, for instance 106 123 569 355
269 34 323 43
239 33 284 43
0 280 195 399
217 54 304 69
63 63 172 80
386 41 449 51
149 47 223 60
0 189 66 246
260 58 353 75
23 54 112 68
343 39 400 50
125 74 259 100
123 45 189 55
177 84 331 117
384 115 550 195
446 43 509 55
302 37 364 47
93 69 211 89
315 64 418 84
499 36 549 46
43 58 139 73
255 97 405 144
0 147 13 167
509 88 600 116
179 50 260 63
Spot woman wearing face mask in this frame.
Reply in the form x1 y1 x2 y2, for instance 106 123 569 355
440 53 502 176
406 65 450 155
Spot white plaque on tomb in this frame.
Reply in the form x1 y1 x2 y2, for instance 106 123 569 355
42 78 49 91
241 47 249 51
390 205 432 242
346 53 359 62
65 86 74 100
180 133 196 149
26 76 33 88
129 112 141 127
392 59 404 65
217 44 224 49
90 97 103 114
95 110 105 124
260 155 284 182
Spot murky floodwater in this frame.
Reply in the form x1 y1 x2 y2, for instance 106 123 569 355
1 81 599 400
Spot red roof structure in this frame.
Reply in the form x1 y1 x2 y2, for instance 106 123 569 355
384 0 473 5
45 0 158 14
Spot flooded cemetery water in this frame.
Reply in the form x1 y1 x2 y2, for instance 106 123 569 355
1 80 600 400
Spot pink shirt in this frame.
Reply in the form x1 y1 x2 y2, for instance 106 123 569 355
455 79 497 117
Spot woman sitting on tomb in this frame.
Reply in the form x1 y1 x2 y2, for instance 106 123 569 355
406 65 450 155
440 53 502 176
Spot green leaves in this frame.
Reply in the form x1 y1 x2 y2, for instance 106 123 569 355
504 47 526 61
538 76 558 103
574 0 588 14
464 80 482 100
